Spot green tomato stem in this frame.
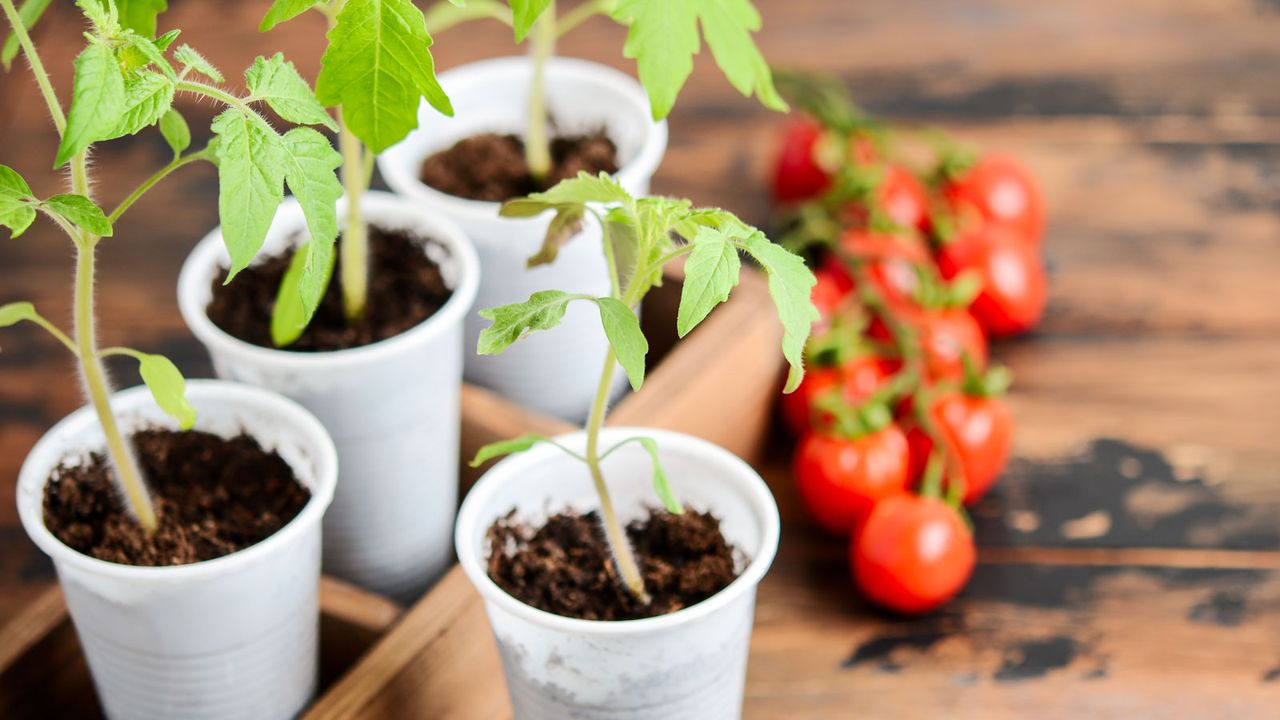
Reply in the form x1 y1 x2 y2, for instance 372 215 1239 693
74 238 158 532
337 109 368 321
525 1 555 185
109 150 208 223
582 348 650 604
0 0 64 133
423 0 511 34
555 0 609 38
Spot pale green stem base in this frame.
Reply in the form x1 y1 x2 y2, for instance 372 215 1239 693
525 1 555 184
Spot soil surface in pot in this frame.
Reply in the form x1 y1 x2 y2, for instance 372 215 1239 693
486 508 739 621
420 131 618 202
43 429 311 566
207 225 452 351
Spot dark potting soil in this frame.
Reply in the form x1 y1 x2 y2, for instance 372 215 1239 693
43 429 311 566
486 508 740 621
206 225 453 352
419 131 619 202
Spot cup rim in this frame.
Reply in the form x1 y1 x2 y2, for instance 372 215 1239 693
177 191 480 370
377 55 669 223
16 380 339 581
454 427 781 635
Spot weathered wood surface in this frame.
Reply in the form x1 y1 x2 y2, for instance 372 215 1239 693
3 0 1280 716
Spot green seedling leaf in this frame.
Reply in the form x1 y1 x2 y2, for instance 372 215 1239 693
120 29 175 78
108 71 175 139
595 296 647 391
271 238 334 347
211 108 284 280
55 38 125 168
2 0 53 71
612 0 786 121
0 165 36 238
316 0 454 153
509 0 552 42
470 433 553 467
154 28 179 50
502 173 634 265
677 227 740 337
158 107 190 156
477 289 579 355
174 43 223 83
275 126 342 340
632 436 681 513
525 204 585 268
260 0 320 31
501 171 633 218
246 53 337 131
111 0 167 36
739 231 817 393
78 0 119 36
0 301 36 327
42 194 113 237
135 352 196 430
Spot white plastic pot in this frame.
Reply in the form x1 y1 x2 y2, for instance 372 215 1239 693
379 57 668 422
178 192 480 603
455 428 780 719
16 381 337 720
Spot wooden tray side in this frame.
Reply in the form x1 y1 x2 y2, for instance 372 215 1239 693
0 578 403 720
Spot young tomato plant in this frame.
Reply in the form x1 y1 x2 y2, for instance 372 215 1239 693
470 171 817 602
425 0 787 185
259 0 453 345
0 0 337 531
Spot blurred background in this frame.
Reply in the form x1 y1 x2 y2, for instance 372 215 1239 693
1 0 1278 715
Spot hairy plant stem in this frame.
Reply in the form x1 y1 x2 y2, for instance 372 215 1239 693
337 111 368 321
109 150 207 223
0 0 62 133
1 0 157 530
525 0 555 185
75 238 158 531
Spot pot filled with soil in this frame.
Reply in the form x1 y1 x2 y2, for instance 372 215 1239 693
455 427 780 718
178 191 480 603
16 381 337 720
378 56 668 421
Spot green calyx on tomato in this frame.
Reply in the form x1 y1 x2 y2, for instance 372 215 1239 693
814 387 895 440
960 353 1012 398
911 266 982 310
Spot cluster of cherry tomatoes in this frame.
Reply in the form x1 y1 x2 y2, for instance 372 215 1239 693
770 79 1047 615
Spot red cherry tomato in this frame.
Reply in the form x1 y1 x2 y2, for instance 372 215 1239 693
944 153 1045 245
811 264 855 324
772 119 832 203
794 426 911 535
902 307 987 381
852 494 975 614
936 224 1047 338
837 230 930 308
907 391 1013 504
782 355 892 434
878 166 929 231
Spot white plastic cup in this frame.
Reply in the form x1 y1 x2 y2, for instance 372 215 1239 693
455 428 780 719
379 57 669 422
178 191 480 603
16 381 338 720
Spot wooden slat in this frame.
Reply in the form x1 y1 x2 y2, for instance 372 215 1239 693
0 577 403 720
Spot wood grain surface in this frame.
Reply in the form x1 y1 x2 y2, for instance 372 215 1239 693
2 0 1279 717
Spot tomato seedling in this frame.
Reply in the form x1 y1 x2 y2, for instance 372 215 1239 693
0 0 336 530
424 0 787 185
470 171 817 602
258 0 453 345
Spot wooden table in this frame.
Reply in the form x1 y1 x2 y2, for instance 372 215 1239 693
2 0 1278 717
